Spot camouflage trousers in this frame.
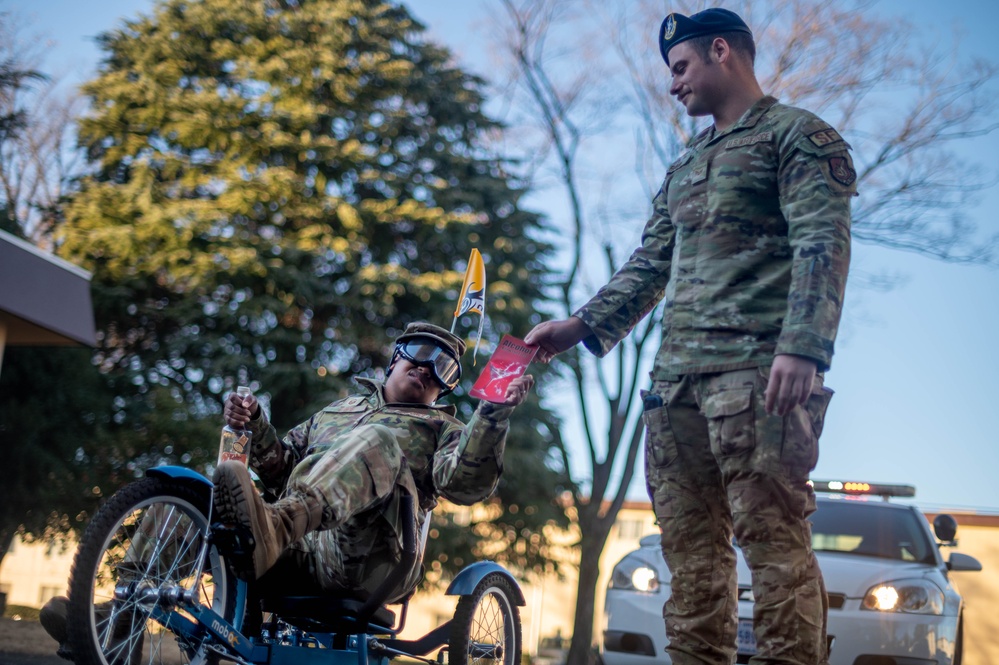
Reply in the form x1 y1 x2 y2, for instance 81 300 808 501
643 367 832 665
280 423 425 603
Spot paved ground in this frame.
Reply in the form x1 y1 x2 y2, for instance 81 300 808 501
0 617 66 665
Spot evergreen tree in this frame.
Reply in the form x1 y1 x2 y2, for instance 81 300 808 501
58 0 569 579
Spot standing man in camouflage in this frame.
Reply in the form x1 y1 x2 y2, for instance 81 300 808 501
526 8 854 665
214 322 534 603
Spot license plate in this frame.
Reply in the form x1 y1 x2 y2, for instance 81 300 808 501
736 619 757 655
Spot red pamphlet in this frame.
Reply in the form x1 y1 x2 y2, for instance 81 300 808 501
468 335 538 403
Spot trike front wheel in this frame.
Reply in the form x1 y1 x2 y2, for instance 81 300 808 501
67 476 239 665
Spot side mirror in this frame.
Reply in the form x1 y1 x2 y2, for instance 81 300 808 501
933 514 958 544
947 552 983 572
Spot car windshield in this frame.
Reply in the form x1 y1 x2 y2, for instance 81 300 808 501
809 500 935 563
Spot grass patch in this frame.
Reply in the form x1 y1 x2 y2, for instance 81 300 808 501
3 604 41 621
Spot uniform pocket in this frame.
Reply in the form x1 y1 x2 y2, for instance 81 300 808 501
780 384 833 473
642 389 677 468
704 386 756 458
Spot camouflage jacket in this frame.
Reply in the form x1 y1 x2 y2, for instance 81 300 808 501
575 96 855 378
246 377 514 509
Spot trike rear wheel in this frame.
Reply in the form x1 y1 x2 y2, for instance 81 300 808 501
449 572 522 664
67 476 239 665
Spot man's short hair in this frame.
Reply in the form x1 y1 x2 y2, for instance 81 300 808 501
688 31 757 66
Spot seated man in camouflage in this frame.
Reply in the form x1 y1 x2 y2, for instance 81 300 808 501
40 322 533 650
213 321 534 602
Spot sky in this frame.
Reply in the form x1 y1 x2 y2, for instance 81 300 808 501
11 0 999 513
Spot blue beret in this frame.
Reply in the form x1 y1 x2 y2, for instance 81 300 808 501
658 8 753 66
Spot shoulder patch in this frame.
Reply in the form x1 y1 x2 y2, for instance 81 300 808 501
828 156 856 186
725 130 773 149
807 128 845 148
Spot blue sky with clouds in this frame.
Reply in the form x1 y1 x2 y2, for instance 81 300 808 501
15 0 999 511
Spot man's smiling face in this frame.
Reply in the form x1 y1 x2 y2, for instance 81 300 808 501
668 40 724 118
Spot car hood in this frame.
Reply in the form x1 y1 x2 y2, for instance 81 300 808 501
815 552 941 597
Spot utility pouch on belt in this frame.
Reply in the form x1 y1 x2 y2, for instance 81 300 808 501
642 391 663 411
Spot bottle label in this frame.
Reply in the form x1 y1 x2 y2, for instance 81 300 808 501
219 450 248 464
219 429 251 466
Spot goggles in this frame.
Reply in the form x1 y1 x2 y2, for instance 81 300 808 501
394 340 462 392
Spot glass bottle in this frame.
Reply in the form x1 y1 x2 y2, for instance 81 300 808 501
218 386 252 466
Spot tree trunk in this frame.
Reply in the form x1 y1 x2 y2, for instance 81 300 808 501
567 507 619 664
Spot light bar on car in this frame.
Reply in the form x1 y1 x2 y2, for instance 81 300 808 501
810 480 916 498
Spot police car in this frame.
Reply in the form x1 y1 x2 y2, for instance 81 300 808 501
600 481 982 665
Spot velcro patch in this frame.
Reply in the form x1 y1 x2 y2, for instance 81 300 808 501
725 131 773 149
689 163 708 184
828 156 856 186
808 128 844 147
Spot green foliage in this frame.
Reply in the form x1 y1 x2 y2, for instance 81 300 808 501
0 57 46 146
56 0 569 579
0 348 107 551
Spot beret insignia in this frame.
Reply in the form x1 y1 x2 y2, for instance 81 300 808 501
663 14 677 40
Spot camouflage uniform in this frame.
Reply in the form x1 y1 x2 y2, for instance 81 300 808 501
244 377 514 601
577 96 854 665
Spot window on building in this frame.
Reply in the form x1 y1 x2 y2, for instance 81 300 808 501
617 519 646 540
39 586 62 605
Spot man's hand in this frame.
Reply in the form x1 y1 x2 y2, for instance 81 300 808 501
224 392 259 429
524 316 592 363
501 374 535 406
765 354 817 417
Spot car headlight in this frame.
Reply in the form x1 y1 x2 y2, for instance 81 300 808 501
609 558 660 592
861 578 944 614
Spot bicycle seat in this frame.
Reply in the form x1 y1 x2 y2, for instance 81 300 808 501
262 594 397 633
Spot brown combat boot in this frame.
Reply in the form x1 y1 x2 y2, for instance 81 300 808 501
212 461 325 581
40 595 144 664
39 595 71 659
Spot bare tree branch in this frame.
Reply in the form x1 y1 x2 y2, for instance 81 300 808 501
0 13 85 245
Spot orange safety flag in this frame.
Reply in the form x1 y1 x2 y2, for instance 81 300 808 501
452 248 486 361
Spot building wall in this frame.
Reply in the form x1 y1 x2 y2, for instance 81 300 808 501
948 523 999 664
0 537 76 608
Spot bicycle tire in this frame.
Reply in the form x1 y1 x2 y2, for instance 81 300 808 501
449 572 522 664
67 476 239 665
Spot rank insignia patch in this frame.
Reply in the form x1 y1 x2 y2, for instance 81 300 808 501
828 156 856 186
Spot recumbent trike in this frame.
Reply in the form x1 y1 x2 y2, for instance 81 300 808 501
63 465 524 665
